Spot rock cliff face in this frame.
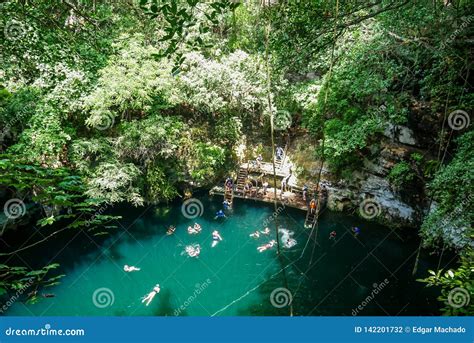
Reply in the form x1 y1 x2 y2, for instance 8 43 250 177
289 125 429 228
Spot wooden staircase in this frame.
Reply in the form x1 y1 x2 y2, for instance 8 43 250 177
304 196 321 228
224 186 233 204
236 165 249 194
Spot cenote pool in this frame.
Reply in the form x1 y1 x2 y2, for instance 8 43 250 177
5 195 445 316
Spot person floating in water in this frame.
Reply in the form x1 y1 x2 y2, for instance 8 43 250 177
223 199 230 210
142 284 161 306
352 226 360 237
285 238 297 248
250 230 260 238
188 223 202 235
257 240 277 252
166 226 176 235
260 227 270 235
211 230 223 248
192 245 201 257
215 210 226 219
329 230 337 240
185 244 201 257
124 265 141 272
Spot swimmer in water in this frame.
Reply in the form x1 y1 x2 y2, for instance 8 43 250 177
257 240 276 252
142 284 161 306
124 265 141 272
260 227 270 235
215 210 226 219
223 199 230 210
211 230 223 248
352 226 360 237
188 223 201 235
166 226 176 235
284 238 297 248
329 230 337 240
250 230 260 238
185 244 201 257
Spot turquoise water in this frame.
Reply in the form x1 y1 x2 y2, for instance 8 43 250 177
5 195 443 316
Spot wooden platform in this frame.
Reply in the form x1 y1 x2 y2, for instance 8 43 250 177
210 185 309 211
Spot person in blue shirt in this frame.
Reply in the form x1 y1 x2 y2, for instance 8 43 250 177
352 226 360 237
223 200 230 210
215 210 226 219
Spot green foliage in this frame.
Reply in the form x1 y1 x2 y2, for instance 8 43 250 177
188 142 225 183
84 37 178 129
178 50 268 116
85 161 144 206
388 161 415 188
0 263 64 305
139 0 241 71
418 250 474 316
213 116 243 146
420 131 474 252
116 114 185 163
0 155 119 300
145 164 178 203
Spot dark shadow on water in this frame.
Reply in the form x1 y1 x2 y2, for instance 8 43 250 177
152 289 175 316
